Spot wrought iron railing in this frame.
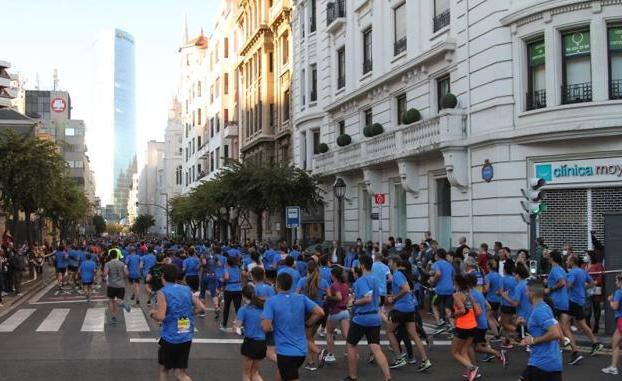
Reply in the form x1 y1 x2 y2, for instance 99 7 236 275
394 37 407 56
610 79 622 100
326 0 346 26
433 9 451 32
526 89 546 110
561 82 592 104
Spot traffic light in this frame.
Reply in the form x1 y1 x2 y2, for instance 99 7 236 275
520 177 546 223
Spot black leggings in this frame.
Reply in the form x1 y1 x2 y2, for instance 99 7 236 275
586 296 602 333
222 290 242 327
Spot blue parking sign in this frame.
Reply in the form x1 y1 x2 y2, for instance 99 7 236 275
286 206 301 228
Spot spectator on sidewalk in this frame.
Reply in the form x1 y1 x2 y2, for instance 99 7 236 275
586 250 605 334
8 247 27 295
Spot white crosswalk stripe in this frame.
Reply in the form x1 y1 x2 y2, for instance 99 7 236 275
81 308 106 332
123 309 150 332
36 308 70 332
0 308 36 332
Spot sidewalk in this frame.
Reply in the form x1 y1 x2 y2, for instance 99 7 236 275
0 265 54 316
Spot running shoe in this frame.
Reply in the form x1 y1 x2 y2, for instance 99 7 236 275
389 357 407 369
318 349 327 368
562 336 571 348
432 325 448 335
417 359 432 372
602 366 619 375
407 356 418 365
304 363 318 371
467 366 480 381
325 353 336 362
499 349 508 368
462 370 482 379
490 335 503 343
568 352 583 365
481 354 496 363
591 342 604 356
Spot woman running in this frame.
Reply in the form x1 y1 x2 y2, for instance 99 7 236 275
602 274 622 375
234 284 267 381
451 273 481 381
325 266 351 362
221 256 243 331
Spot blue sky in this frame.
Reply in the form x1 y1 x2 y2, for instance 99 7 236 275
1 0 220 200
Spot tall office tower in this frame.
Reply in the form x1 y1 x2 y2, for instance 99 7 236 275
90 28 137 221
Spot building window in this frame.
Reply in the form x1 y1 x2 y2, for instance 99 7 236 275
338 120 345 136
301 68 306 106
283 90 290 121
313 130 321 154
216 113 220 132
310 64 317 102
224 73 229 95
282 32 289 65
224 37 229 58
437 75 450 111
216 147 220 169
363 27 373 74
197 135 202 148
433 0 450 32
224 108 229 123
394 3 407 56
269 52 274 72
364 108 373 128
561 30 592 104
337 47 346 89
609 26 622 99
197 81 202 97
310 0 317 33
526 39 546 110
197 108 202 125
224 145 229 159
396 94 407 124
65 128 75 136
300 3 306 38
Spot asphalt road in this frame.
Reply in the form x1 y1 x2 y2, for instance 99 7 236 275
0 282 614 381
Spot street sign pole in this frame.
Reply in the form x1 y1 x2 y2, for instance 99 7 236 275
374 194 386 246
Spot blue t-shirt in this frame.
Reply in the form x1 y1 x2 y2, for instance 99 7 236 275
224 267 242 291
352 274 382 327
277 267 301 291
392 270 415 312
55 251 68 269
68 250 81 267
254 282 276 299
262 292 318 356
501 275 518 307
236 304 265 340
183 256 200 277
141 253 157 277
614 289 622 318
202 253 219 275
485 271 502 303
214 255 226 279
79 260 97 283
126 254 141 279
295 260 307 277
296 276 330 304
320 266 332 286
566 267 589 305
371 261 390 296
528 301 562 372
513 279 533 320
432 259 455 296
547 265 569 311
471 289 488 329
160 284 195 344
262 249 278 269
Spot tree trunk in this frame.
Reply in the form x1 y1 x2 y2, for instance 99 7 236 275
255 211 263 242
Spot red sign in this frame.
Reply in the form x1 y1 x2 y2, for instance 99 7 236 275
374 193 386 205
50 98 66 113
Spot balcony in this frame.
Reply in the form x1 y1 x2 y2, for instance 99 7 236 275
526 89 546 111
326 0 346 33
224 122 239 139
363 59 373 74
313 110 466 175
561 82 592 105
394 37 407 56
433 9 451 32
610 79 622 100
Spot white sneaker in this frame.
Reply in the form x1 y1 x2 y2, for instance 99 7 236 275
325 353 336 362
602 366 619 375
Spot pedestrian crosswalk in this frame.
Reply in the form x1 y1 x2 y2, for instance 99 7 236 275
0 307 153 334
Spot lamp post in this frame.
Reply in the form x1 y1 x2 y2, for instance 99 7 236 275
136 192 169 237
333 178 346 250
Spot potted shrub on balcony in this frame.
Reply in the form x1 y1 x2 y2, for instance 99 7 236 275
441 93 458 109
336 134 352 147
363 125 373 138
318 143 329 154
370 123 384 136
402 108 421 124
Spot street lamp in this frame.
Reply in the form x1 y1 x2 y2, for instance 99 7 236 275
333 178 346 250
136 192 170 237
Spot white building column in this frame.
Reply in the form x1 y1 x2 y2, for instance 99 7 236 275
305 129 314 170
591 16 608 101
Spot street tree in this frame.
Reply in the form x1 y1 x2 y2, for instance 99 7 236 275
92 215 106 236
44 176 89 241
131 214 156 235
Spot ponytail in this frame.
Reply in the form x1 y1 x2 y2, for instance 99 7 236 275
242 284 264 309
306 260 320 300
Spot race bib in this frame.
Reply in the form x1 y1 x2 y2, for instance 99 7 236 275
177 317 190 334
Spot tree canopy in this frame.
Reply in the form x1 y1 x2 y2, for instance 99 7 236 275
131 214 156 235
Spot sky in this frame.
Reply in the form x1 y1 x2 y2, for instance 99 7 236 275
0 0 221 204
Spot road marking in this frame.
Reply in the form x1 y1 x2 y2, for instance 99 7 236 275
36 308 70 332
124 309 150 332
129 338 452 346
31 281 57 303
30 299 109 305
81 308 106 332
0 309 36 332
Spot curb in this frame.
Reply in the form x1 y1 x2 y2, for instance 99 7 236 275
0 275 54 319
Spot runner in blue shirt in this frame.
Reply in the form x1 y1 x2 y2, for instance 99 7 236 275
343 255 392 381
67 245 82 287
484 259 502 337
54 245 69 288
200 249 222 318
277 256 300 291
546 250 582 364
141 248 157 306
499 260 518 349
430 249 455 329
371 255 391 305
235 284 267 381
125 249 142 305
79 253 97 302
261 272 324 381
565 255 603 356
221 256 243 331
182 249 201 293
249 266 277 363
519 278 563 381
602 274 622 375
385 256 431 371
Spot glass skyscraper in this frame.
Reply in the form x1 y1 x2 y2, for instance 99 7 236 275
90 28 136 221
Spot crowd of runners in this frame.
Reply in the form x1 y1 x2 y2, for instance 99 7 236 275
44 234 621 381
